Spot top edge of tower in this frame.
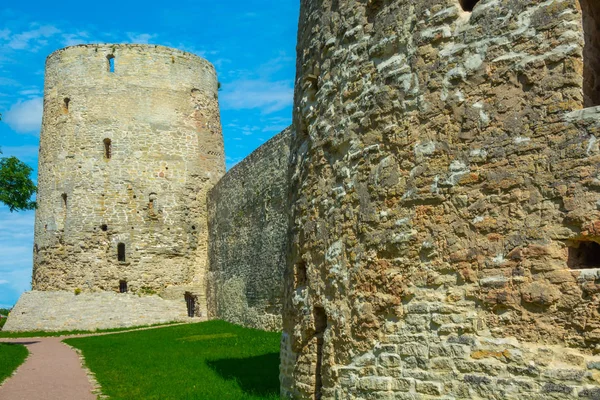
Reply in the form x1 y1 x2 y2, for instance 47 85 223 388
46 43 215 70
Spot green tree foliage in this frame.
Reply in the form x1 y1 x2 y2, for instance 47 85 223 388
0 153 37 212
0 114 37 212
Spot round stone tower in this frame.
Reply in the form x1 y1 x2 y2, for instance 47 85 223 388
32 44 225 300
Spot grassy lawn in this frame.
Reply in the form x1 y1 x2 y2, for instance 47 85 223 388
0 321 181 338
0 343 28 385
65 320 281 400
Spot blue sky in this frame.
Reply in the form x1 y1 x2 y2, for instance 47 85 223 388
0 0 299 308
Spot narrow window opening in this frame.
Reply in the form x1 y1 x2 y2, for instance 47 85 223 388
117 243 126 262
568 240 600 269
103 138 112 159
459 0 480 12
62 98 70 114
61 193 67 209
314 306 328 400
119 280 128 293
107 55 115 73
149 193 157 209
295 261 307 287
579 0 600 107
185 292 196 317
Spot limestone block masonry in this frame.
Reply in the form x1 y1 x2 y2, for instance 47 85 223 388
33 44 224 305
4 44 225 331
3 291 189 332
207 128 291 331
282 0 600 399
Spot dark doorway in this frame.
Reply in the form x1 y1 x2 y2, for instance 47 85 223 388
185 292 196 317
580 0 600 106
313 306 327 400
119 280 128 293
117 243 126 262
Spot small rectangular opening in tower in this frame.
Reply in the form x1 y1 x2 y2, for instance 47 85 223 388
117 243 126 262
568 240 600 269
314 306 327 400
119 280 127 293
103 138 112 159
107 55 115 73
295 261 307 287
62 98 70 114
579 0 600 107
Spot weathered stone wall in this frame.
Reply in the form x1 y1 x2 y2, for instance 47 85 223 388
282 0 600 398
3 291 190 332
207 128 291 331
33 44 224 311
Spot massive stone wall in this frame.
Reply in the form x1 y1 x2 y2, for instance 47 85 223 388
207 128 291 331
281 0 600 398
33 44 224 311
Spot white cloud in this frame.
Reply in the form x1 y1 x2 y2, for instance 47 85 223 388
220 79 293 114
127 32 158 44
7 25 61 50
62 32 89 47
0 207 34 307
4 97 43 134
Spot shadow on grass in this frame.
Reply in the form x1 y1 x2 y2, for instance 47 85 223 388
206 352 280 397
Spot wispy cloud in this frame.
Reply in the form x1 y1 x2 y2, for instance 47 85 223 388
220 79 293 114
0 208 34 306
126 32 158 44
61 31 90 47
6 25 61 51
4 97 43 134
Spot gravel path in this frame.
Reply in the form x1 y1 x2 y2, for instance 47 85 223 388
0 322 197 399
0 337 96 400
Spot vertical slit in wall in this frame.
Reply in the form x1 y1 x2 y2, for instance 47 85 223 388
107 55 115 73
580 0 600 107
118 243 126 262
295 261 307 287
61 193 67 223
62 98 70 114
104 138 112 159
314 306 327 400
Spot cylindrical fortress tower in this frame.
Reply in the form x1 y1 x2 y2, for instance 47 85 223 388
33 44 225 299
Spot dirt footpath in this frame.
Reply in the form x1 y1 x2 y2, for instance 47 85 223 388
0 337 96 400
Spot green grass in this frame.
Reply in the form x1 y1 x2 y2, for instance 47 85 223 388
65 320 281 400
0 321 181 338
0 343 29 385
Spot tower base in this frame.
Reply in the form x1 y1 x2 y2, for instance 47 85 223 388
3 291 195 332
